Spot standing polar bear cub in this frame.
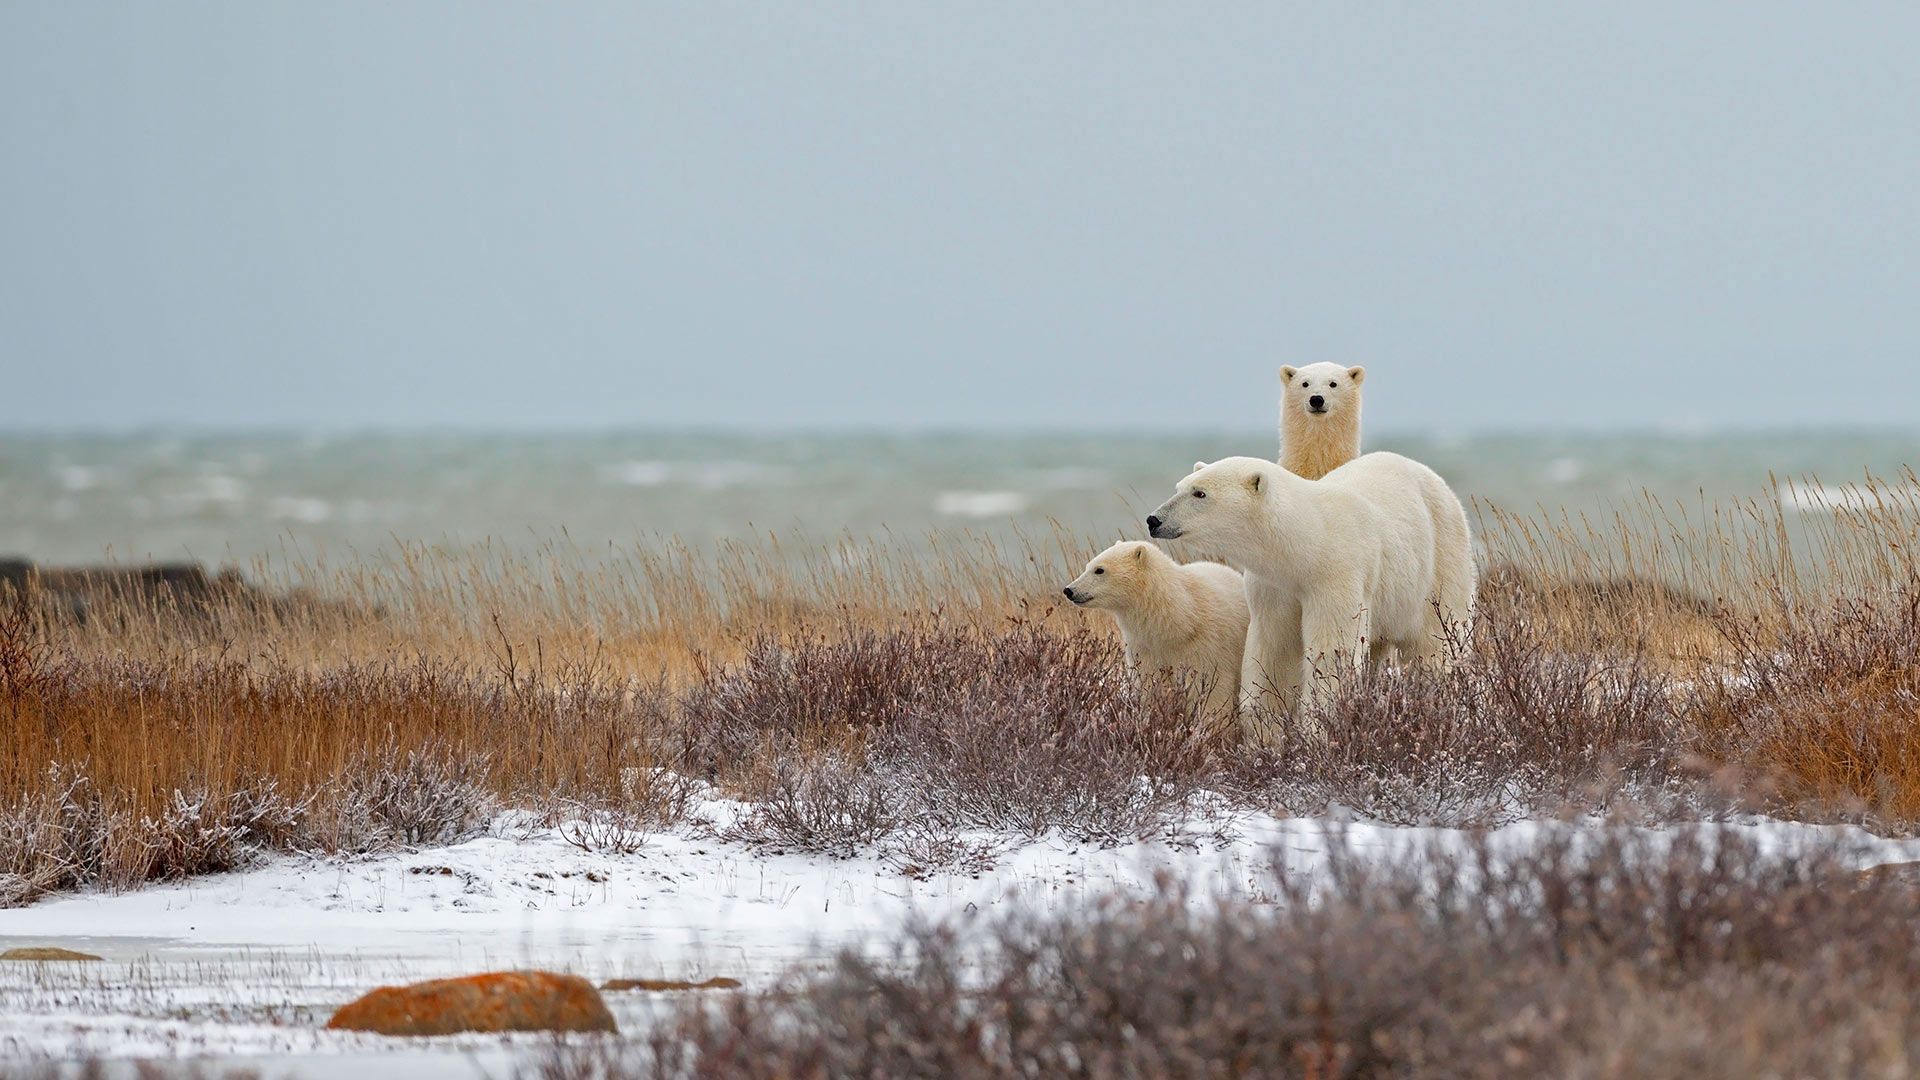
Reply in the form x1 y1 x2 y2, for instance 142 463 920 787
1062 541 1249 718
1147 453 1474 725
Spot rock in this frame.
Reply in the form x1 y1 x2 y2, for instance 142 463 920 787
326 970 617 1036
1 947 102 961
1856 861 1920 887
0 557 355 625
601 976 742 992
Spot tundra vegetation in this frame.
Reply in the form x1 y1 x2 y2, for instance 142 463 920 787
527 828 1920 1079
5 475 1920 1074
5 474 1919 904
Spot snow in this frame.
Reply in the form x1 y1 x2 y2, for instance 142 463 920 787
4 805 1917 1076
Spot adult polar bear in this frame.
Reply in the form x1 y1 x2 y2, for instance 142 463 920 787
1146 453 1474 723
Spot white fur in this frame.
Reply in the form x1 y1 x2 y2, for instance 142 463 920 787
1062 540 1249 718
1278 362 1364 480
1147 453 1475 733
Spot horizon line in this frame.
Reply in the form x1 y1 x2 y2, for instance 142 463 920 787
3 420 1918 440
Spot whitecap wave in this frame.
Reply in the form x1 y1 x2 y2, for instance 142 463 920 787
935 490 1030 518
200 475 246 503
1777 481 1920 514
55 464 98 492
604 461 671 487
1544 457 1583 484
267 496 333 523
602 460 780 489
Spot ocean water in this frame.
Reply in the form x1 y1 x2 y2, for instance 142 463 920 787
1 429 1916 570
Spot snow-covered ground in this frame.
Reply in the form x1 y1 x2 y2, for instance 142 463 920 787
4 804 1918 1078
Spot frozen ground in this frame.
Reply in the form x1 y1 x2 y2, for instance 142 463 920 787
4 803 1919 1078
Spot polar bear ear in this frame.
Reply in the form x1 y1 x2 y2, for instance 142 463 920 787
1193 460 1209 472
1347 366 1366 385
1279 366 1298 384
1248 472 1263 492
1133 546 1147 560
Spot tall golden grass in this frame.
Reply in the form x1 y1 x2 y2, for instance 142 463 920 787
36 470 1920 674
38 527 1073 679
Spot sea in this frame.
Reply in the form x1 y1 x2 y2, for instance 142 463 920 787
1 429 1916 572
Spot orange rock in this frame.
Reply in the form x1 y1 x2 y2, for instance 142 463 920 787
326 970 617 1036
1 947 102 962
601 976 742 992
1857 861 1920 887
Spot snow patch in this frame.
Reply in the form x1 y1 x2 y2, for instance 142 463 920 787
2 810 1916 1072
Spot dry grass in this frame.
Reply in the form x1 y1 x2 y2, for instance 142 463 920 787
5 472 1920 901
1472 468 1920 661
26 528 1065 679
1688 583 1920 823
0 593 691 899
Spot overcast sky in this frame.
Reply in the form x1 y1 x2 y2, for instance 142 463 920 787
3 4 1916 433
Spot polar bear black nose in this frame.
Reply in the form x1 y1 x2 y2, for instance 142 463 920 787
1309 394 1326 410
1062 587 1075 599
1146 515 1162 531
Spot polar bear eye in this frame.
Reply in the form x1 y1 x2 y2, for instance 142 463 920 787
1329 381 1339 388
1093 567 1105 575
1192 490 1206 499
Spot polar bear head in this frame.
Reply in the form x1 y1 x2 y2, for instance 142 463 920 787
1061 540 1166 609
1279 362 1364 420
1146 456 1276 545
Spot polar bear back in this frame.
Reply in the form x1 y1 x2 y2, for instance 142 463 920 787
1317 451 1476 641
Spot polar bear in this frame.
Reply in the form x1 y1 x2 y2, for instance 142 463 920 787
1146 453 1474 727
1279 363 1364 480
1062 540 1249 718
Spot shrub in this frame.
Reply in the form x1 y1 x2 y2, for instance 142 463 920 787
529 828 1920 1079
1233 600 1691 825
335 744 497 851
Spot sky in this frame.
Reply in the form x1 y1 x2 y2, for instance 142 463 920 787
2 3 1917 433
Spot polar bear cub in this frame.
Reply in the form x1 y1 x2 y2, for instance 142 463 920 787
1146 453 1474 723
1062 540 1249 718
1279 362 1365 480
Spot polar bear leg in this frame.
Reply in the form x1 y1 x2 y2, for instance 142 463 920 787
1301 587 1370 712
1406 612 1449 667
1271 621 1305 712
1237 611 1268 721
1303 591 1369 669
1422 480 1477 667
1239 600 1303 741
1367 637 1395 671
